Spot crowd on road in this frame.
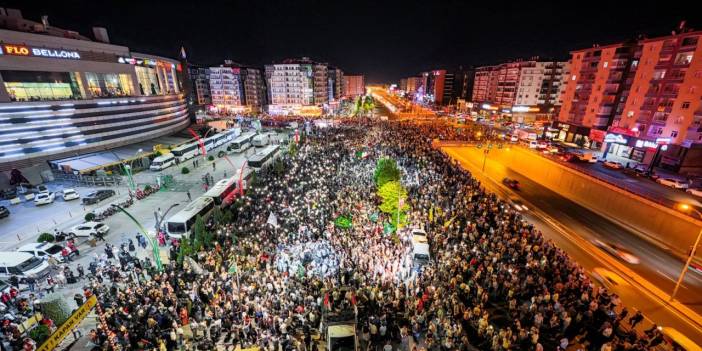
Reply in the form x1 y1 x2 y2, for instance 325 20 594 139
6 120 669 351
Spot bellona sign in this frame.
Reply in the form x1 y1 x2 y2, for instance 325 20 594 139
1 44 81 59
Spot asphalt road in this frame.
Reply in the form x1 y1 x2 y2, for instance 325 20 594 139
443 146 702 343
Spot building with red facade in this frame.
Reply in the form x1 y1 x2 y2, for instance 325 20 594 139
344 75 365 97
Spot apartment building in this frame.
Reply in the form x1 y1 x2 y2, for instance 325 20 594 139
265 57 341 115
209 61 266 113
189 64 211 106
344 75 365 97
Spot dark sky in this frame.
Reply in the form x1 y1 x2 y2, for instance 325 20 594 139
6 0 698 83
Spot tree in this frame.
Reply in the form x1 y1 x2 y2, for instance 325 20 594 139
273 158 285 176
38 294 72 326
377 180 410 229
177 238 192 265
84 213 96 222
288 142 298 157
29 324 51 344
374 158 400 188
37 233 55 243
192 215 206 252
212 206 224 224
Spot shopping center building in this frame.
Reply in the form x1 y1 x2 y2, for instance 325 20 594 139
0 9 189 174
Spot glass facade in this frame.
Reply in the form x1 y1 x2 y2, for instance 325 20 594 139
2 70 83 101
135 66 162 96
84 72 133 98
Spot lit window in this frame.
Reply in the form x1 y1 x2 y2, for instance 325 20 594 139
572 75 577 81
603 61 609 68
682 101 691 109
671 130 678 137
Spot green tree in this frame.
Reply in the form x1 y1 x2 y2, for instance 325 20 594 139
177 237 192 265
377 180 410 228
288 141 298 157
273 158 285 176
192 215 206 252
29 324 51 344
212 206 224 224
84 213 96 222
37 233 55 243
374 158 400 188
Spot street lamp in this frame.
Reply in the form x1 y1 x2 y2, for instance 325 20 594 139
112 204 164 272
671 203 702 301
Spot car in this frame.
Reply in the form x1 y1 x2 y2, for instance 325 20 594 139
603 161 623 169
508 198 529 212
34 192 55 205
689 261 702 275
61 188 80 201
36 184 49 194
0 206 9 219
686 188 702 197
0 188 17 200
656 178 689 189
593 239 640 264
502 177 520 190
17 242 76 261
82 189 116 205
68 221 110 238
536 141 549 149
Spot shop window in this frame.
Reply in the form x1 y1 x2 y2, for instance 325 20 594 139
674 53 694 65
1 70 83 101
84 72 133 98
135 66 161 96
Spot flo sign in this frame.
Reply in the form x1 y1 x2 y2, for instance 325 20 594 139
1 44 81 59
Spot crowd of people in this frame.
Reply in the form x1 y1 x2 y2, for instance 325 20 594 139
80 120 668 351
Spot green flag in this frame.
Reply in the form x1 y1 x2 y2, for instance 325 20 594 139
383 222 395 235
368 212 379 223
334 215 353 229
228 262 237 273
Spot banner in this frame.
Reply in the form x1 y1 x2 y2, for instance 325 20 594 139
37 295 97 351
334 215 353 229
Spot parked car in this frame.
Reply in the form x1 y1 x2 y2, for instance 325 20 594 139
17 242 76 261
36 185 49 194
34 192 55 205
686 188 702 197
61 188 80 201
0 188 17 200
0 206 9 219
656 178 689 189
82 189 116 205
593 239 640 264
68 221 109 238
603 161 623 169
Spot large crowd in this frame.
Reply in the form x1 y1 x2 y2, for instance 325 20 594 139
73 120 668 350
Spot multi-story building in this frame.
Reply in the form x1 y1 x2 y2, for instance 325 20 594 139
0 8 188 174
344 75 365 97
329 67 344 101
514 61 569 108
265 57 342 115
189 64 211 106
405 76 423 95
452 66 476 103
557 26 702 173
209 61 266 113
471 65 498 104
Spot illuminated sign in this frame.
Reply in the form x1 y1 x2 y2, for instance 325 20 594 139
31 48 80 59
3 44 30 56
655 137 670 145
635 140 658 148
481 103 498 111
2 44 80 59
511 106 541 113
117 56 157 67
604 133 628 144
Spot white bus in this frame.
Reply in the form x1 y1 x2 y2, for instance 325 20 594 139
202 169 253 207
165 196 215 238
171 141 201 163
230 132 257 153
150 153 176 171
248 145 280 171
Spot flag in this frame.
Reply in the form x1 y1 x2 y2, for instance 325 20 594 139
323 292 330 310
294 129 300 143
334 215 353 229
443 215 457 229
180 46 187 60
383 222 395 235
351 292 357 306
228 262 237 273
296 264 305 279
267 212 279 228
368 212 379 223
428 206 434 223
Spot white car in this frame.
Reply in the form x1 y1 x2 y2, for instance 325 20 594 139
603 161 623 169
61 188 80 201
686 188 702 197
68 221 109 238
34 192 55 205
17 242 75 261
657 178 689 189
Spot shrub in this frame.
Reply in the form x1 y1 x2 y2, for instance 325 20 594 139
29 324 51 344
181 167 190 174
39 295 71 326
374 158 400 188
208 155 215 161
144 184 152 192
84 213 96 222
217 150 226 158
37 233 55 243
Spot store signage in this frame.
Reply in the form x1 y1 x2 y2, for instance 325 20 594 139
635 140 658 149
511 106 541 113
117 56 157 67
655 137 670 145
2 44 80 59
604 133 628 144
589 129 606 143
608 126 638 137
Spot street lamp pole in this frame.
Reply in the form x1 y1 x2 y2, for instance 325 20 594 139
112 204 164 272
671 204 702 301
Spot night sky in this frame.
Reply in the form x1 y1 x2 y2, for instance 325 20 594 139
6 1 698 83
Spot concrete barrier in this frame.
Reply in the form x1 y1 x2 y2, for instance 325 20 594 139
450 146 702 259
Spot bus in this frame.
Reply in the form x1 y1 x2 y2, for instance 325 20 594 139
248 145 280 171
230 132 257 153
171 141 201 163
150 153 176 171
165 196 215 239
202 169 253 207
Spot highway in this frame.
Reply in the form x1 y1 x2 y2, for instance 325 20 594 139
442 145 702 344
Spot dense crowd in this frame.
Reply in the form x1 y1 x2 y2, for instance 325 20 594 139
80 120 667 351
